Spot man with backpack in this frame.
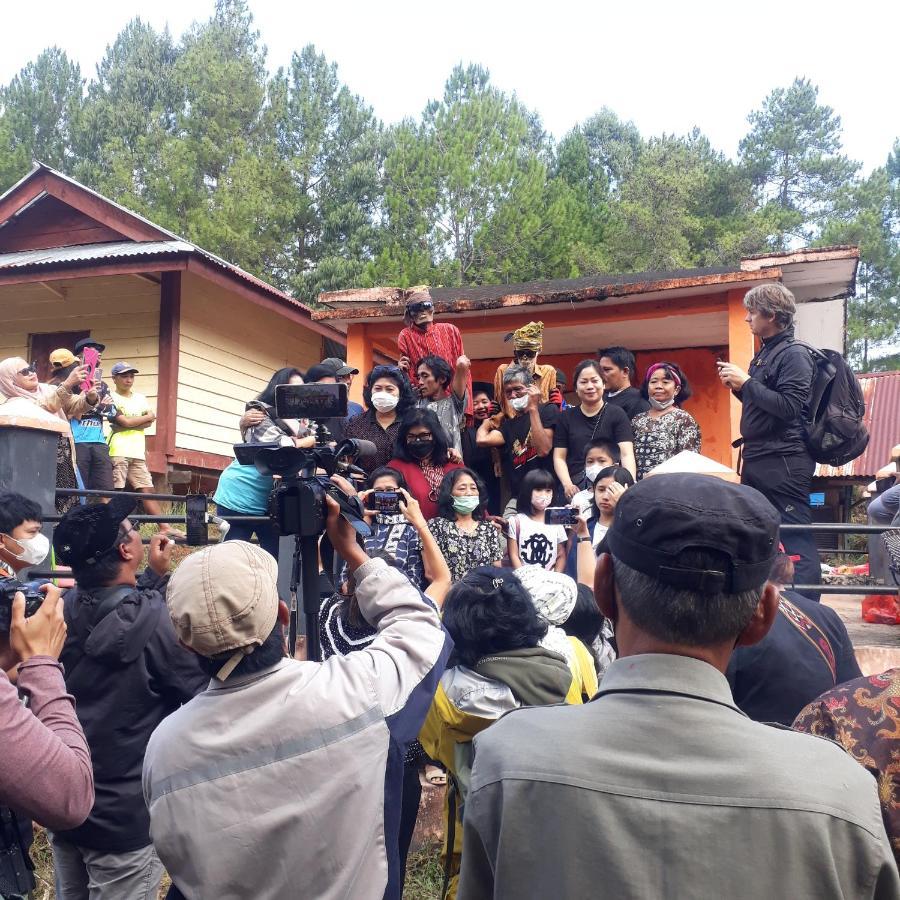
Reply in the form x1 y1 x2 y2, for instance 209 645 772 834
717 283 821 596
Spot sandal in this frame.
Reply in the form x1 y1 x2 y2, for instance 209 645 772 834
420 764 448 788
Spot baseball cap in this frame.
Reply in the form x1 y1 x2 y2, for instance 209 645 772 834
166 541 280 680
53 495 137 567
606 474 779 593
49 349 77 370
305 363 338 384
74 338 106 354
111 362 139 376
320 357 359 377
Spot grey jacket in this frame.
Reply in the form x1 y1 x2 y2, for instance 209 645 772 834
459 653 900 900
142 558 452 900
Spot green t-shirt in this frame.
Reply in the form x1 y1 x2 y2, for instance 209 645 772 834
108 390 151 459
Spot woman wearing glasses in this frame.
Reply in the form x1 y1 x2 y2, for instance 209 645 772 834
343 365 418 474
0 357 99 513
388 408 463 520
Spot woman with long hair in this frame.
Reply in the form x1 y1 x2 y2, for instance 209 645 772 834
387 408 462 520
344 365 417 474
213 367 314 556
428 468 504 582
631 361 701 479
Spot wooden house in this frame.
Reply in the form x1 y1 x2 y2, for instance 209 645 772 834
315 246 860 469
0 163 344 488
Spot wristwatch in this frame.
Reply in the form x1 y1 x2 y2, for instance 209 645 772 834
577 536 591 543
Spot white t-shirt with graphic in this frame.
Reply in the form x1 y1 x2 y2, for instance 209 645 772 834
508 513 568 570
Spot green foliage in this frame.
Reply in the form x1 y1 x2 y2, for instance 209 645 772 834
0 17 894 348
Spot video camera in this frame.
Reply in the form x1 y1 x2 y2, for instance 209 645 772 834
234 383 374 538
0 577 44 634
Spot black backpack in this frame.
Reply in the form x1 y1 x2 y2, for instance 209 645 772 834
770 340 869 466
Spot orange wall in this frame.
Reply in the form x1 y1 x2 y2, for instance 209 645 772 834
471 346 732 467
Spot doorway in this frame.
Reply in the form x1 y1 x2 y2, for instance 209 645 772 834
29 331 90 381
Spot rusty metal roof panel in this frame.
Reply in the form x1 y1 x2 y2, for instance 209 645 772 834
0 240 193 269
816 371 900 479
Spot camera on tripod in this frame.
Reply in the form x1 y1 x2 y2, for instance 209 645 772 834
234 383 374 538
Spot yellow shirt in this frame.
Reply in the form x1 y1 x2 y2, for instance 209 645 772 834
108 391 151 459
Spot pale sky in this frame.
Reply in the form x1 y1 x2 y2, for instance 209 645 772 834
3 0 898 174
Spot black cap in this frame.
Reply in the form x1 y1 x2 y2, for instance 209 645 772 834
53 495 136 567
305 364 337 384
606 474 779 593
74 338 106 354
472 381 494 400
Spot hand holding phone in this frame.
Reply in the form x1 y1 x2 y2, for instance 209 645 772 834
80 346 100 393
544 506 577 527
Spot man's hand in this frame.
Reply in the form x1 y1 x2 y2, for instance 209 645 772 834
398 488 426 529
563 482 579 499
398 356 411 374
324 490 367 573
148 533 173 576
10 584 67 664
447 448 463 464
63 366 90 390
526 383 542 411
456 355 471 372
240 409 266 431
717 362 749 391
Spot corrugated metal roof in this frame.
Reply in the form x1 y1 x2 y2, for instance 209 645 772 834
816 371 900 479
0 240 193 270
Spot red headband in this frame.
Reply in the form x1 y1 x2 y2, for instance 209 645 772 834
646 363 681 390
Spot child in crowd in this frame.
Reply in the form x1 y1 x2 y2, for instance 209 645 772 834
507 469 568 571
570 438 621 516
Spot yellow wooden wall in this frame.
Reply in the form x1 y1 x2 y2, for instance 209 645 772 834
176 272 324 459
0 276 159 437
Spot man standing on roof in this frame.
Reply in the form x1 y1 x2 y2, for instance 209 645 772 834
492 322 559 419
717 283 820 598
397 286 473 422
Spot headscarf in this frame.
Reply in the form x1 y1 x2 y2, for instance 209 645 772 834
645 362 682 391
0 356 65 421
510 321 544 353
514 564 578 625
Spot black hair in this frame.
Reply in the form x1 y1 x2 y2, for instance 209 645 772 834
367 466 409 491
573 359 603 385
417 354 453 391
516 468 556 515
598 346 637 378
363 365 417 416
197 623 286 680
256 367 303 407
392 408 451 466
562 584 603 649
472 381 494 401
590 465 635 518
442 567 548 668
48 363 79 387
584 439 621 464
70 523 132 590
0 491 42 534
640 361 692 405
437 468 488 521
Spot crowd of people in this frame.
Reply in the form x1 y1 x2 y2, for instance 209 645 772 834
0 281 898 898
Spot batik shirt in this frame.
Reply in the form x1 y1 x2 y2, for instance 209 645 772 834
632 408 702 479
337 513 424 591
793 668 900 865
427 517 505 583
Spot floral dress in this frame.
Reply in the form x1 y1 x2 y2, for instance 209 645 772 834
427 517 505 583
631 408 702 479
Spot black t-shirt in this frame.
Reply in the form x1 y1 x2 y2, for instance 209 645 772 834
553 404 633 482
499 403 560 497
603 386 650 420
726 590 862 727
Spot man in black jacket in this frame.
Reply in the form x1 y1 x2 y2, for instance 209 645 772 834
717 283 821 597
49 497 206 899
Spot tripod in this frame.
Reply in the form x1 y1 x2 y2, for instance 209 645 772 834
288 533 324 662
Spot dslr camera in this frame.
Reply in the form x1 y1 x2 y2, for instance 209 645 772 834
234 383 373 538
0 577 44 634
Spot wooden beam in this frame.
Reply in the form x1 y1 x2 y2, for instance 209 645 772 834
131 273 161 285
346 324 374 405
168 448 231 472
0 258 187 286
151 271 181 464
0 173 50 229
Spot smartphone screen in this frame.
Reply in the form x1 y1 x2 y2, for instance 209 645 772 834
81 346 100 393
368 491 401 514
544 506 577 526
185 494 209 546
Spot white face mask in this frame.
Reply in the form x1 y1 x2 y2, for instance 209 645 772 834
584 464 602 484
532 493 552 510
371 391 399 412
510 394 530 411
2 532 50 566
649 397 675 411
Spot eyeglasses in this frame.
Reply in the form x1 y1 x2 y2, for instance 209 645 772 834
408 301 433 314
514 349 537 359
406 435 433 444
17 364 36 377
